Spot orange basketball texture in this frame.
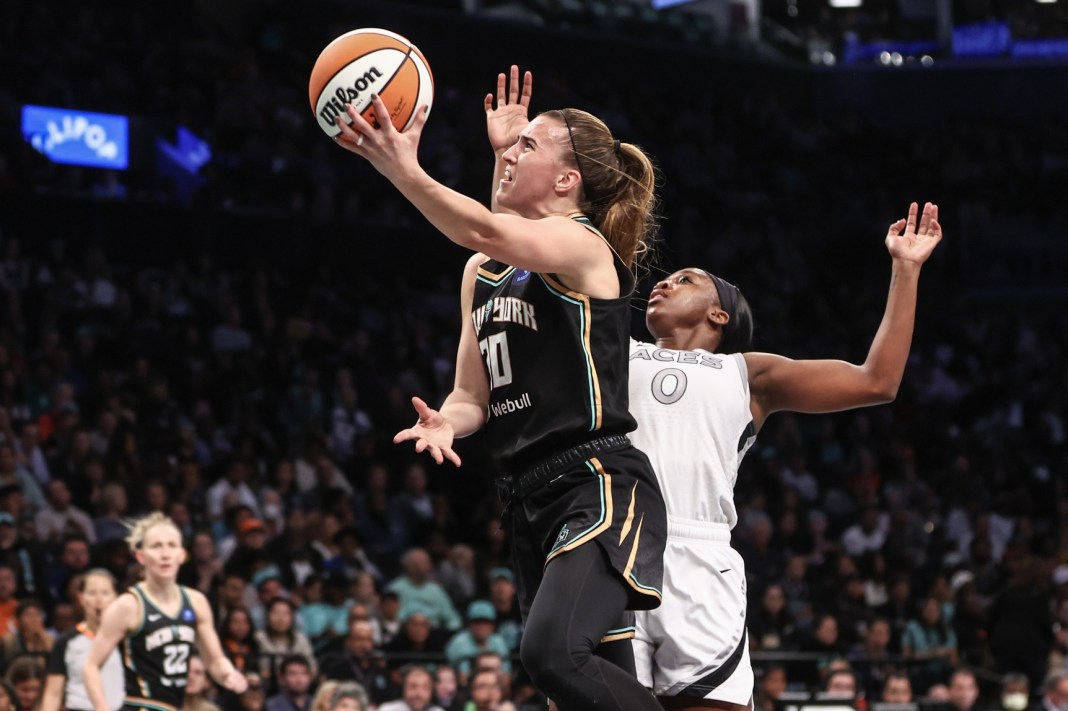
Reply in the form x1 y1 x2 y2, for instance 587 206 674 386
309 28 434 138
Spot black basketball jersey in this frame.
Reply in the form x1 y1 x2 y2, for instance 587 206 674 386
471 217 637 470
122 584 197 711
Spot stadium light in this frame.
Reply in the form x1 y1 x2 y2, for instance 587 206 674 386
829 0 863 7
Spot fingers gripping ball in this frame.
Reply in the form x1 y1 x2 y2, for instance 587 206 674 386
309 28 434 139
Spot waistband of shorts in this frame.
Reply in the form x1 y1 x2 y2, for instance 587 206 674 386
667 515 732 543
496 434 631 503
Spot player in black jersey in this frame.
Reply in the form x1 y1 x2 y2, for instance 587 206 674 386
335 72 667 709
84 514 247 711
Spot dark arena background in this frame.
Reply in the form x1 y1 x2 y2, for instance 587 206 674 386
1 1 1068 710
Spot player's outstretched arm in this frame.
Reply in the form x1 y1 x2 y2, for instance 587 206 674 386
335 95 607 278
190 590 247 693
394 254 490 466
746 202 942 427
85 593 137 711
486 65 532 214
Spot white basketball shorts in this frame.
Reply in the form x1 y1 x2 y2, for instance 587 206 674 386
633 516 753 703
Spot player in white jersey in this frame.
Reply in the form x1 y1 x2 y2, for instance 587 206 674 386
628 202 943 711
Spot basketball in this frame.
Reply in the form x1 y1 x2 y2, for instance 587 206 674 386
309 28 434 139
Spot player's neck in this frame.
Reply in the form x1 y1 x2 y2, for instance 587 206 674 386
655 324 718 353
142 577 179 603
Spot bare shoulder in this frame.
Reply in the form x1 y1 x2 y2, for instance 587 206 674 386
184 587 211 613
103 590 141 630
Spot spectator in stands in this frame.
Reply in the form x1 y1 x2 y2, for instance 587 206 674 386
881 670 913 704
947 668 981 711
902 596 958 692
184 653 221 711
92 483 128 545
2 598 53 662
436 545 476 613
0 446 43 514
749 583 797 652
207 458 261 523
387 549 461 633
255 598 317 681
432 665 462 711
1041 670 1068 711
824 668 860 699
324 527 382 587
318 620 389 705
383 612 448 685
326 681 369 711
34 480 93 545
300 573 350 650
377 665 443 711
995 672 1033 711
443 601 510 684
220 606 261 675
484 569 520 655
4 656 44 711
988 553 1053 692
755 666 788 711
45 534 91 604
851 617 894 699
265 655 313 711
841 505 888 559
15 423 50 488
463 668 505 711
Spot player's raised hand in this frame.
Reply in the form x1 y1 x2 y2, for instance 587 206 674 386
486 65 533 153
393 396 461 466
886 201 942 266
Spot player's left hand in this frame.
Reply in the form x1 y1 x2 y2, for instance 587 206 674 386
223 670 248 694
885 201 942 266
486 65 533 154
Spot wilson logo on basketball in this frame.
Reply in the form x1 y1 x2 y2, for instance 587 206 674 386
318 67 384 127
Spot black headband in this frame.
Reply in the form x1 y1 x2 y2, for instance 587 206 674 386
709 273 741 349
561 110 617 208
709 274 739 320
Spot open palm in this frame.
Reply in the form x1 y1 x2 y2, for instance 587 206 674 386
886 201 942 266
485 65 532 153
393 396 461 466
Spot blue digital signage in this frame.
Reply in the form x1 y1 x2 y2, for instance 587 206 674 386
21 105 129 170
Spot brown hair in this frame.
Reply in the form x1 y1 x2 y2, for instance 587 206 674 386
546 108 659 273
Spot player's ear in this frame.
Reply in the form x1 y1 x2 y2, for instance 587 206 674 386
555 168 582 196
707 306 730 328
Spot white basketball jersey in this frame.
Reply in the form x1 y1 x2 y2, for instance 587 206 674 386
628 339 756 528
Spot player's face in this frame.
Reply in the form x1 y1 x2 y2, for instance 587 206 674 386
136 523 185 581
79 573 117 626
497 115 575 215
645 269 720 341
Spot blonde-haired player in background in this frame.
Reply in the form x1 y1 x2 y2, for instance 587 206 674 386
85 512 247 711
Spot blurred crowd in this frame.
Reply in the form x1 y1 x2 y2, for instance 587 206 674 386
1 3 1068 711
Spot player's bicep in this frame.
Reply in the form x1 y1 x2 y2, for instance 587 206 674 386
478 214 606 276
89 595 135 666
190 592 226 664
453 255 491 405
746 352 890 417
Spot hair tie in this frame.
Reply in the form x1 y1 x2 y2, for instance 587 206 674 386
613 139 622 155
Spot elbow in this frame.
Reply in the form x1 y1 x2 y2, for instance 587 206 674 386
872 379 900 403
